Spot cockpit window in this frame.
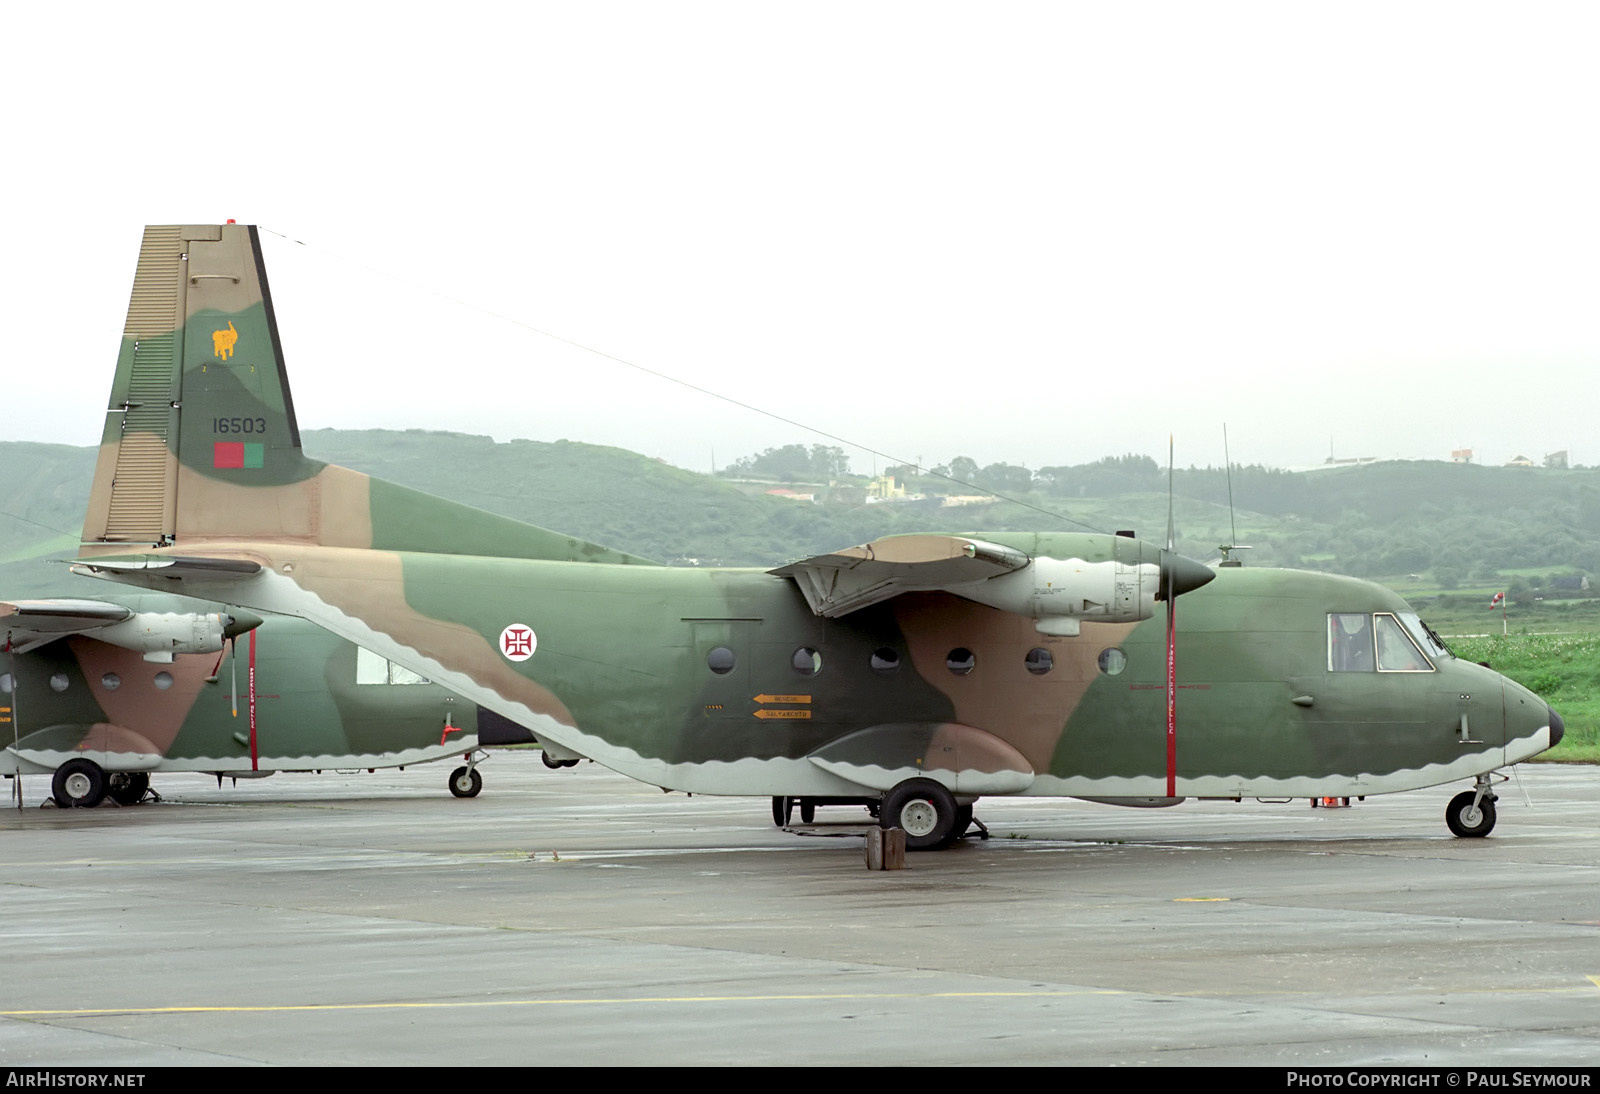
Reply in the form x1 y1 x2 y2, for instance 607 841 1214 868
1329 613 1374 672
1329 612 1436 673
1374 614 1433 671
1400 612 1451 659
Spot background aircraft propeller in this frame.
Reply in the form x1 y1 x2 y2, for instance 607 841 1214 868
1154 438 1216 797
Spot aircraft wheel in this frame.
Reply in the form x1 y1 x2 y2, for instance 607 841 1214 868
53 759 108 809
771 796 793 826
560 758 580 768
952 803 974 839
1445 791 1496 838
881 778 959 851
799 800 816 824
107 772 150 806
449 766 483 799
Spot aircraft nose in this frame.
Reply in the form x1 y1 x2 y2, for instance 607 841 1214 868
1159 552 1216 600
1548 705 1565 748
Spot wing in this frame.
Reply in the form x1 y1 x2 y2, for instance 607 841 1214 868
770 534 1030 618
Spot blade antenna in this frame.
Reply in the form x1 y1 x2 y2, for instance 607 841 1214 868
1224 423 1238 552
1217 425 1252 567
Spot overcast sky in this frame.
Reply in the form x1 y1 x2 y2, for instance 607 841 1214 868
6 2 1597 475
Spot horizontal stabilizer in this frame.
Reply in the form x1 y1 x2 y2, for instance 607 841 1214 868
70 555 262 577
772 534 1029 618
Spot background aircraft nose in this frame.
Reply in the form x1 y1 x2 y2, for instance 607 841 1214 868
1548 706 1565 747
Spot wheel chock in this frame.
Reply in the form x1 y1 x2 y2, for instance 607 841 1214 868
866 826 907 870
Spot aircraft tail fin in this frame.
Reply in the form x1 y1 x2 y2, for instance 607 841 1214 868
83 224 313 548
82 224 652 565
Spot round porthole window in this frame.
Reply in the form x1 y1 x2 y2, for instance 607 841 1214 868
946 647 976 676
1024 647 1054 675
0 674 11 694
153 672 174 691
870 647 900 674
1098 647 1127 676
49 673 69 692
706 647 736 675
792 647 822 676
101 673 122 691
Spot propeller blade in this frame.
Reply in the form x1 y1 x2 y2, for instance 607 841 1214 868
1166 579 1177 798
1165 436 1177 798
230 636 238 718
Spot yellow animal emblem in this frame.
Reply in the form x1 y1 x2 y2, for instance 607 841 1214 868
212 321 238 360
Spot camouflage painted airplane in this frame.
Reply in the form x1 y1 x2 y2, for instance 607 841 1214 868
1 591 536 807
69 223 1562 848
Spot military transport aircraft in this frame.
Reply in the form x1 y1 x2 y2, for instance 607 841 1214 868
1 591 535 806
68 223 1562 849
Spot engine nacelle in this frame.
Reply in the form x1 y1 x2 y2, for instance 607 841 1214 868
95 612 230 662
959 557 1160 636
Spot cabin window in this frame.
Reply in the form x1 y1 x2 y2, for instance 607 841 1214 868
870 647 900 674
356 646 430 685
1024 647 1053 675
946 647 976 675
0 674 11 694
706 647 736 675
49 673 69 693
101 673 122 691
792 647 823 676
1374 614 1433 672
1098 647 1127 676
153 672 174 691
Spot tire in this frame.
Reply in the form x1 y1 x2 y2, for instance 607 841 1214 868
880 778 959 851
449 766 482 799
53 759 108 809
107 772 150 806
771 796 793 826
952 803 973 840
799 800 816 824
1445 790 1496 838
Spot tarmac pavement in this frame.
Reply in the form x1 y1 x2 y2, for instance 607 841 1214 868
1 755 1596 1066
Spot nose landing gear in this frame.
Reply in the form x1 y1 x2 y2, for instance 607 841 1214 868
1446 773 1499 838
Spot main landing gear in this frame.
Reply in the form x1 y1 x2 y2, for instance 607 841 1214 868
880 779 979 851
46 761 152 808
108 771 151 806
1446 773 1499 838
52 759 108 808
770 782 981 850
